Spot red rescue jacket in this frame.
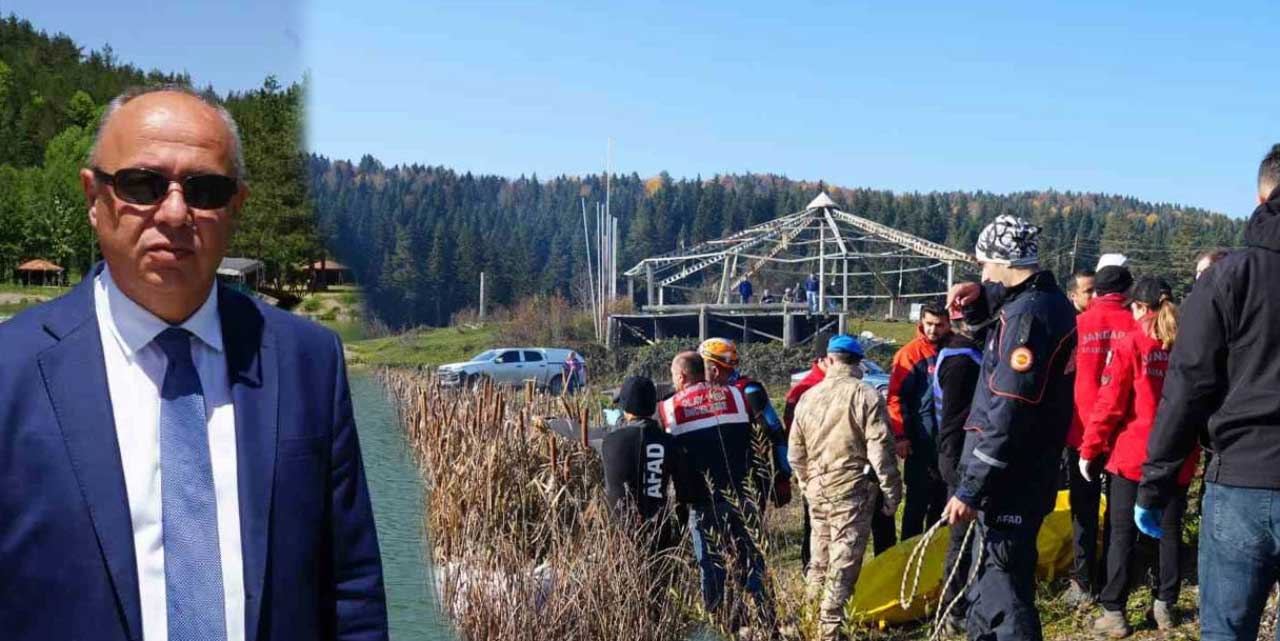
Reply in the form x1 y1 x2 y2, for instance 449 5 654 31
783 361 825 430
1072 294 1138 448
887 328 939 440
1080 319 1200 485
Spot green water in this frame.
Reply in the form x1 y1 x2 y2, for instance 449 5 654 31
351 372 456 641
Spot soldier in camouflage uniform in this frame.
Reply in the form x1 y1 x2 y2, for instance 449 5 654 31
790 335 903 641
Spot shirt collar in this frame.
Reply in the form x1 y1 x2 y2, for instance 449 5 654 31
98 266 224 358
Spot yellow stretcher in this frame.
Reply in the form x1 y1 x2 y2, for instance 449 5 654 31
848 490 1094 626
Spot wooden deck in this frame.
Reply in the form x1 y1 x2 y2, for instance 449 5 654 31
609 303 856 348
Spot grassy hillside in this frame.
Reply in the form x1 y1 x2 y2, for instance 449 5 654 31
344 324 499 368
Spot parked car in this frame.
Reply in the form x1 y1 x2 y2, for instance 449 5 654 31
790 358 891 398
437 347 584 394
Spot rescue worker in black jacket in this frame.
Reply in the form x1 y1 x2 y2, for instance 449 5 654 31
943 215 1078 641
934 307 983 633
1137 144 1280 641
603 376 688 536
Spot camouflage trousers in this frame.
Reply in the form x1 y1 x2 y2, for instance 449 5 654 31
806 483 874 641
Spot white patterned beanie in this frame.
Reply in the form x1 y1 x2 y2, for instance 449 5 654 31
975 215 1041 267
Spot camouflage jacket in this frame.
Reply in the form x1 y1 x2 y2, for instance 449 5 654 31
788 363 903 508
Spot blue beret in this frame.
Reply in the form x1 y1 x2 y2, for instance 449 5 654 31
827 334 864 357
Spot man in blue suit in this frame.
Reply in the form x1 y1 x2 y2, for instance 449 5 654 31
0 86 388 640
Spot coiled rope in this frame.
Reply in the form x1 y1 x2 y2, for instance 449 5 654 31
899 518 986 641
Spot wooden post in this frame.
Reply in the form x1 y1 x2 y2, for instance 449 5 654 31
782 309 794 348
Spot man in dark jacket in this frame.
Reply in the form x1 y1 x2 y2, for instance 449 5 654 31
603 376 685 526
660 351 774 630
943 215 1078 641
1138 144 1280 641
934 309 983 632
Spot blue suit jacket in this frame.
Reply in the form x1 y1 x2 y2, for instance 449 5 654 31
0 267 388 641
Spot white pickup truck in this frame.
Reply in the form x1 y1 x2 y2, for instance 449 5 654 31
436 347 585 394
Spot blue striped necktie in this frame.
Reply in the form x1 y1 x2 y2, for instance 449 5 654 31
155 327 227 641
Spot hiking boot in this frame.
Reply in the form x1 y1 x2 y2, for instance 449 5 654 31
1063 580 1095 609
1092 610 1132 639
1150 599 1178 630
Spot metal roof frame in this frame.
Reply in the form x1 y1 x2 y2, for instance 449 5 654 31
624 192 977 309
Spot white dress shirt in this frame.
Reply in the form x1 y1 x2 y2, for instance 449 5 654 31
94 268 244 641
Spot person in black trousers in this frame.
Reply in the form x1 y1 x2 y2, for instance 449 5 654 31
933 311 983 633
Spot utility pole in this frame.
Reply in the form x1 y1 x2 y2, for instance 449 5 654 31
581 198 598 338
1069 232 1080 274
479 271 486 322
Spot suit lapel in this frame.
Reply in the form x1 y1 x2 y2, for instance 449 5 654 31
220 287 278 641
36 273 143 641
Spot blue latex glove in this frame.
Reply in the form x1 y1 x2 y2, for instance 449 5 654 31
1135 505 1164 539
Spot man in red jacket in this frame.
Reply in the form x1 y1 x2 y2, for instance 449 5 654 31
887 303 951 540
1066 264 1137 606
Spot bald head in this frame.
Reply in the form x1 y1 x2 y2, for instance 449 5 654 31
670 351 705 392
91 86 244 180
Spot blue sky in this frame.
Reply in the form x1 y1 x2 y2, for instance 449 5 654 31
7 1 304 94
308 1 1276 217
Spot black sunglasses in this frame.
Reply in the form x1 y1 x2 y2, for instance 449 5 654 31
93 167 239 210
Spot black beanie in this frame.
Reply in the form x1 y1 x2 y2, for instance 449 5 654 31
618 376 657 417
1094 265 1134 295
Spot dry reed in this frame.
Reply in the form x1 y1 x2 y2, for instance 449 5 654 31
382 368 712 641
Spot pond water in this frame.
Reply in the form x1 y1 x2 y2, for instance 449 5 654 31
351 371 456 640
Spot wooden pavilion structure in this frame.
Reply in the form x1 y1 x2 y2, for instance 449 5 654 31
611 193 978 347
15 259 66 287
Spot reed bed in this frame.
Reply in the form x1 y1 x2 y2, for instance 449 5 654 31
382 369 715 641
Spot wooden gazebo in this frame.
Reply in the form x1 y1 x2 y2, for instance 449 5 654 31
16 259 66 287
308 259 351 290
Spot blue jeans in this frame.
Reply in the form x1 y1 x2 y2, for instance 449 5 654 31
688 499 772 621
1201 482 1280 641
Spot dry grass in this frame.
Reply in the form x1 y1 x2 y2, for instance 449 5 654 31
384 369 710 640
381 368 1247 641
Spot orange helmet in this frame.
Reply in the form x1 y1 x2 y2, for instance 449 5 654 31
698 338 739 369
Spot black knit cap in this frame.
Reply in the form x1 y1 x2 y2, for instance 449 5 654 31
618 376 657 417
1126 277 1172 307
1094 265 1134 295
